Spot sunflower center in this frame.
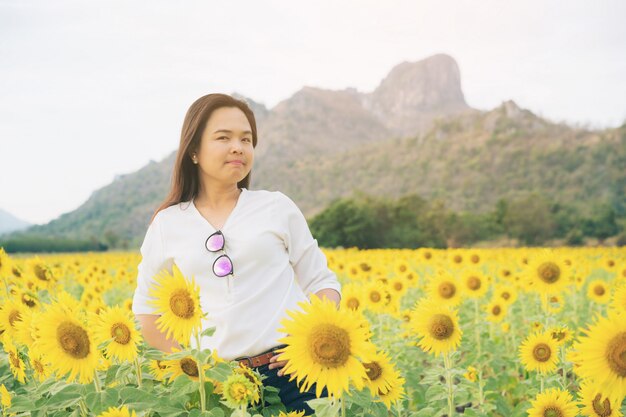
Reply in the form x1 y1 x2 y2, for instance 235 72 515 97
438 282 456 299
543 408 562 417
8 310 22 327
308 324 351 367
57 321 90 359
594 285 606 296
33 359 45 374
394 282 403 291
230 382 247 401
532 343 552 362
398 265 407 273
605 332 626 377
537 262 560 284
111 322 131 344
364 361 383 381
169 289 195 319
33 264 49 281
591 394 611 417
21 294 36 308
9 351 21 368
424 252 432 259
346 298 360 310
429 314 454 340
492 306 502 316
453 255 462 264
471 255 480 264
156 360 167 369
180 358 199 377
467 277 481 290
370 291 381 303
501 292 511 300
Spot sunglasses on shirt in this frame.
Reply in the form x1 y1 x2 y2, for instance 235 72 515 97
205 230 234 277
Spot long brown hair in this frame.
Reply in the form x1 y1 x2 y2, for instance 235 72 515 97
151 93 258 222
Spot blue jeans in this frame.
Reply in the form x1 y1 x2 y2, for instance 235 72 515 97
257 362 328 415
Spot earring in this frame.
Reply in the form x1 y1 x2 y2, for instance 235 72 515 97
192 154 198 164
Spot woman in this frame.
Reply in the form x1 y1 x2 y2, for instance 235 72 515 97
131 93 341 414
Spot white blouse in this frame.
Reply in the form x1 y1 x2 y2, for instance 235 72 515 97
131 188 342 360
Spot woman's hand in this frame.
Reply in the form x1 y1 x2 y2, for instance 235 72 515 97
268 352 289 376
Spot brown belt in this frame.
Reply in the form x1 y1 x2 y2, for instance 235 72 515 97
236 344 287 368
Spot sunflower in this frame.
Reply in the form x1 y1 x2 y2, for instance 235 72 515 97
410 298 462 356
162 350 211 383
571 312 626 401
221 373 259 409
0 299 25 339
527 249 570 295
27 347 52 383
92 306 142 362
549 326 573 346
276 295 376 399
363 281 389 313
578 378 623 417
376 372 405 410
495 285 518 306
527 388 577 417
148 359 170 382
519 332 559 374
35 301 99 384
460 270 489 299
0 384 11 408
14 309 41 348
233 364 262 403
2 335 26 383
362 350 399 396
341 283 364 312
426 271 463 307
587 280 611 304
148 264 204 346
484 300 507 323
388 278 408 299
393 260 411 276
273 412 305 417
96 406 137 417
463 366 478 382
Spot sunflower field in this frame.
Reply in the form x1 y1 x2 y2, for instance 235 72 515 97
1 246 626 417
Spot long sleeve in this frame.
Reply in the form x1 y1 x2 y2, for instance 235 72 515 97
131 214 173 315
278 192 342 299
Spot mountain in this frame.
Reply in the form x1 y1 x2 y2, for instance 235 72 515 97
0 209 32 236
6 54 626 248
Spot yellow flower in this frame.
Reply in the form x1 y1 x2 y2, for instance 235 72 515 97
35 302 99 384
571 312 626 401
362 350 399 396
463 366 478 382
587 280 611 304
96 406 137 417
273 412 305 417
460 270 489 299
376 372 405 409
341 283 364 312
2 334 26 383
0 299 25 339
611 284 626 316
410 298 462 356
91 306 142 362
527 388 577 417
527 249 570 295
578 378 623 417
148 264 204 346
426 270 463 307
519 332 559 374
484 300 507 323
276 295 376 399
161 349 211 383
0 383 11 408
148 359 170 382
549 326 573 346
363 281 389 313
221 373 259 409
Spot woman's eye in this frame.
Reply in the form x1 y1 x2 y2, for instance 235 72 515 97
218 136 228 140
243 137 252 143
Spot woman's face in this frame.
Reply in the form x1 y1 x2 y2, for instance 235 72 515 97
196 106 254 187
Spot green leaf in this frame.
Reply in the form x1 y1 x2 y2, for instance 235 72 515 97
44 384 84 409
85 389 119 415
7 396 37 413
201 327 217 338
206 362 233 382
306 397 340 417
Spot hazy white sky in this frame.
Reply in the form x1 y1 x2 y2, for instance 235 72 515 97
1 0 625 225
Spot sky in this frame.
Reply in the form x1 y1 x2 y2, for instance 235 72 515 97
1 0 625 225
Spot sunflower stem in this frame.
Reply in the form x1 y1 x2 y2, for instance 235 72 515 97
78 398 89 417
341 396 347 417
194 329 207 412
134 356 143 388
443 352 454 417
93 370 102 393
473 299 481 358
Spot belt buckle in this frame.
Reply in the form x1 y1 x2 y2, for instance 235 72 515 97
236 356 254 368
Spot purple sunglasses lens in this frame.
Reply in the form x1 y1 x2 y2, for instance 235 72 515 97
206 232 225 252
213 255 233 277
